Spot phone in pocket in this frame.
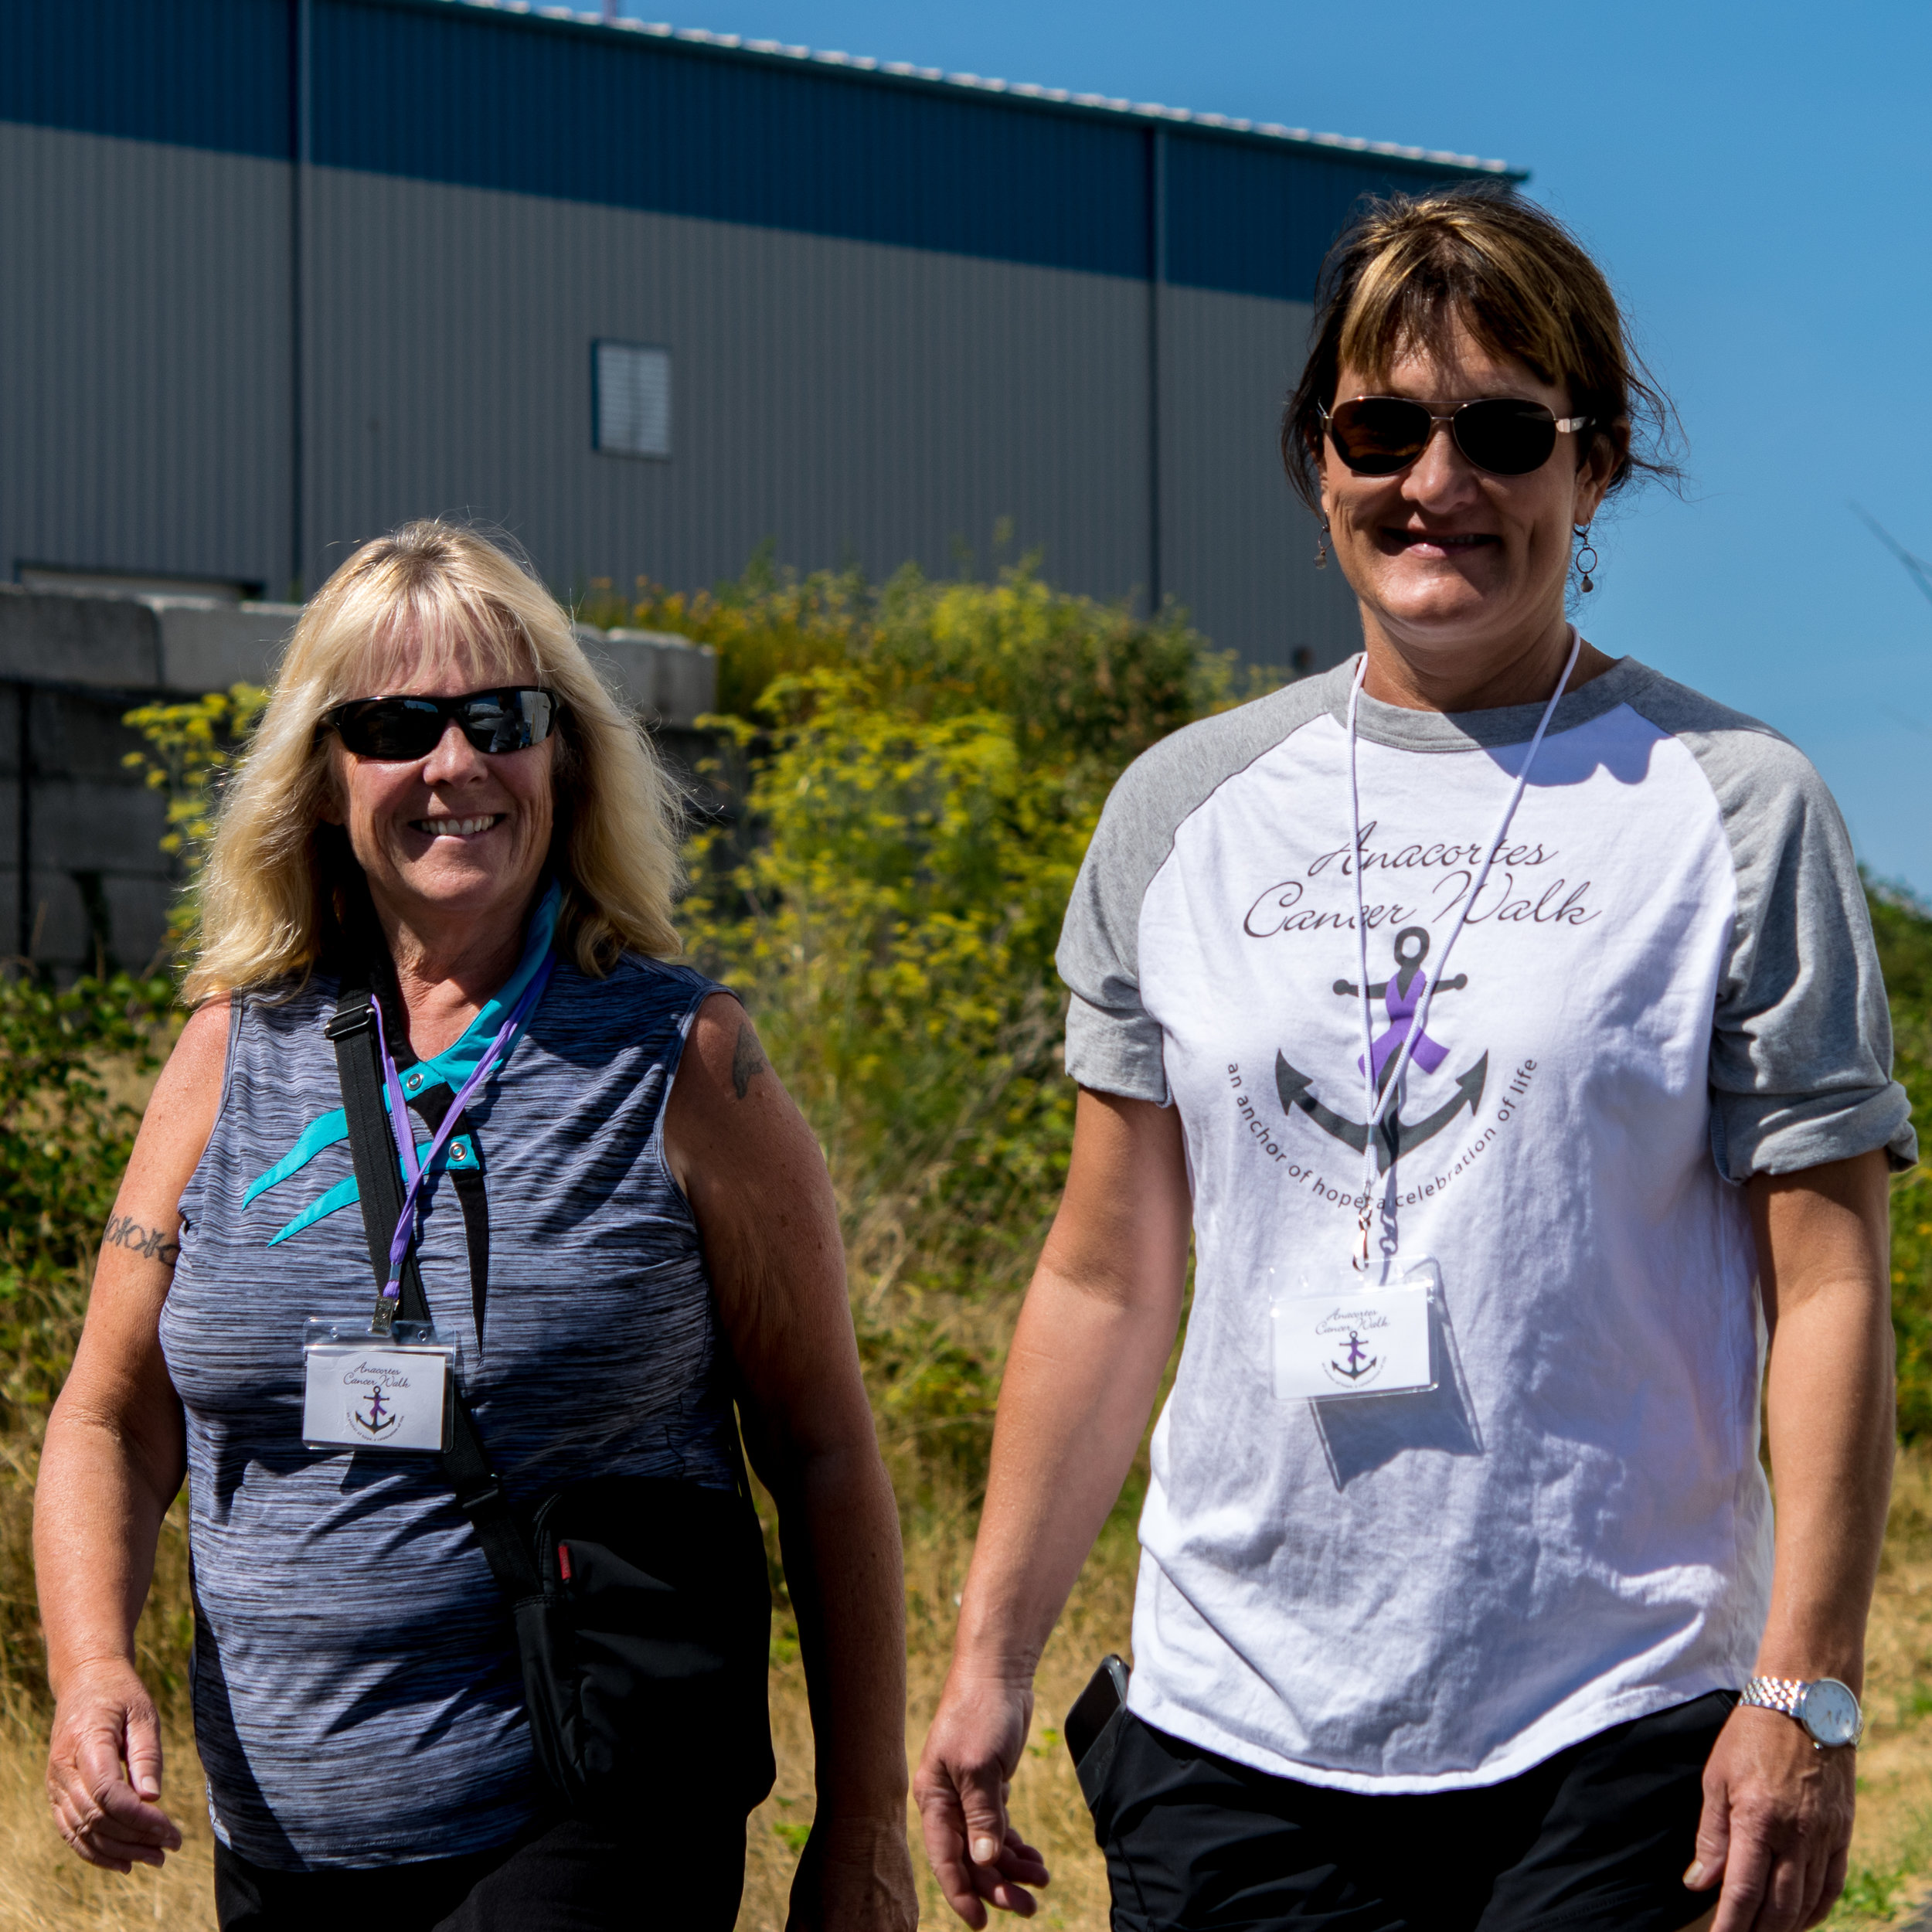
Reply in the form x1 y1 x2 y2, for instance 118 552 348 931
1064 1653 1131 1771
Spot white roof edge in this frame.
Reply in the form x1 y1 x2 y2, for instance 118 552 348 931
443 1 1519 173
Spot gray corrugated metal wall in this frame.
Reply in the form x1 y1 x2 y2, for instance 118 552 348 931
1158 284 1362 668
304 167 1154 611
2 117 1361 670
0 121 294 596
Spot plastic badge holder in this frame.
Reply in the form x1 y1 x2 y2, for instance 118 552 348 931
301 1318 457 1453
1270 1258 1441 1402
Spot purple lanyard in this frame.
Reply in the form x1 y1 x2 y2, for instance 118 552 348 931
369 957 555 1301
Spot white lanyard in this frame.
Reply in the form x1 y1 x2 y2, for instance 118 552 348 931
1342 628 1582 1267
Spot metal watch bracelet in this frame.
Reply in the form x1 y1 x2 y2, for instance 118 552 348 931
1739 1675 1864 1749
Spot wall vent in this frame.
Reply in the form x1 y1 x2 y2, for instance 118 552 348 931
593 342 672 459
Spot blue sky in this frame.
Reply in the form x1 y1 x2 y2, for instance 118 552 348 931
602 0 1932 892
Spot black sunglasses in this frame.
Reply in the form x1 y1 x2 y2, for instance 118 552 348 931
1323 396 1592 478
324 687 560 761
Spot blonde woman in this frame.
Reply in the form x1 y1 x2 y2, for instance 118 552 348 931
36 523 916 1931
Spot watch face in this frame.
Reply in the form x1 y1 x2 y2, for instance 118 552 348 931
1798 1679 1861 1747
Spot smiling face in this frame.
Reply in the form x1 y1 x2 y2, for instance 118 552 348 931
1319 315 1616 675
320 644 556 944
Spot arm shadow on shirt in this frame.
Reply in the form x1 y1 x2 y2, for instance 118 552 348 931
1312 1294 1485 1491
1481 725 1658 789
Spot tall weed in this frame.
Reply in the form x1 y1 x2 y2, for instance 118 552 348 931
661 561 1244 1526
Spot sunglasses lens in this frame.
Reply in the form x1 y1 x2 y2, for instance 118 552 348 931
1328 398 1432 475
1453 400 1558 476
459 689 554 754
336 699 447 760
332 690 555 759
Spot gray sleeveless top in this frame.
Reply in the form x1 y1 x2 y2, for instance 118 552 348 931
160 954 741 1870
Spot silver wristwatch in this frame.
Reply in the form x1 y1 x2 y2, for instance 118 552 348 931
1739 1675 1863 1748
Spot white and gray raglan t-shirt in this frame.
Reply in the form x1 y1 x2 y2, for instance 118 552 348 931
1058 654 1914 1795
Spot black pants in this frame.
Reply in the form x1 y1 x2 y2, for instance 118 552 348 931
213 1811 746 1931
1087 1693 1736 1932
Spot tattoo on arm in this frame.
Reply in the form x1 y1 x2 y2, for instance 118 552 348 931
730 1021 771 1100
103 1212 181 1268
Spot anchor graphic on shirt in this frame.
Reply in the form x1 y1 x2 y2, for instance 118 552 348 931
1274 927 1488 1172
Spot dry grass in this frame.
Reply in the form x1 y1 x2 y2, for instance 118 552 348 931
740 1509 1138 1932
1823 1449 1932 1926
0 1522 1131 1932
0 1702 216 1930
8 1453 1932 1929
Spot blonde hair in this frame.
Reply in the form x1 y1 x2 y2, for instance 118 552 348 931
185 520 682 1000
1283 185 1678 511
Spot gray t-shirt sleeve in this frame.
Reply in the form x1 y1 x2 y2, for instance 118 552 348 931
1057 677 1336 1105
1631 672 1917 1178
1059 780 1172 1104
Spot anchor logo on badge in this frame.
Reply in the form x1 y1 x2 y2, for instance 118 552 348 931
1276 927 1488 1173
348 1381 403 1442
1322 1328 1383 1388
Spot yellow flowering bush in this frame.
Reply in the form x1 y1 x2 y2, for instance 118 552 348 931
647 560 1251 1503
121 683 267 957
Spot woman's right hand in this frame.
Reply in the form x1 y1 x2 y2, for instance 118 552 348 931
915 1094 1190 1926
46 1658 182 1872
914 1668 1051 1926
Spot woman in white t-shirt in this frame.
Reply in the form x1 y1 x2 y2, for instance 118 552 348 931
916 186 1909 1932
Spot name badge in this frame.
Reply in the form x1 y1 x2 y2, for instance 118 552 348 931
301 1319 454 1453
1270 1268 1436 1402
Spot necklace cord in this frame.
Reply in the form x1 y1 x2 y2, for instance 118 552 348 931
1343 629 1583 1270
369 957 554 1294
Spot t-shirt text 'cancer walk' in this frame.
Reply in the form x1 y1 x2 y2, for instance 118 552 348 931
1057 655 1913 1794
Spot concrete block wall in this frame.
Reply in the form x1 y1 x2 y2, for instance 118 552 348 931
0 585 716 977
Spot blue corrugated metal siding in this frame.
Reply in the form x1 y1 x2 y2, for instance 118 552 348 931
0 0 1492 301
316 2 1153 281
0 0 290 159
1165 138 1456 303
0 0 1515 681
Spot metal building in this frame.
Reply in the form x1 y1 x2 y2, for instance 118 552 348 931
1 0 1518 672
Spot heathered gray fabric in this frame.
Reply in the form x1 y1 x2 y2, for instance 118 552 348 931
1058 655 1915 1176
1059 675 1338 1105
1619 671 1915 1176
161 955 740 1870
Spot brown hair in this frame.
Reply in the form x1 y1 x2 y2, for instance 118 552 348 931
1282 184 1678 512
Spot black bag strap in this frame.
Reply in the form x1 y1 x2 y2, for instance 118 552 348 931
326 978 541 1601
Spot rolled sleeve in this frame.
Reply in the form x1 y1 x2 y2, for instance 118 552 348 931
1063 988 1168 1105
1704 736 1916 1179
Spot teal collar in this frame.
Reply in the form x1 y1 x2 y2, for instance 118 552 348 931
243 881 561 1243
388 881 560 1103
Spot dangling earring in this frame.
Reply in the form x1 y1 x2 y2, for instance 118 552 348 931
1574 524 1598 594
1315 517 1332 570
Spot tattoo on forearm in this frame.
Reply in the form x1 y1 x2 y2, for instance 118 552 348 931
103 1213 180 1267
730 1022 771 1100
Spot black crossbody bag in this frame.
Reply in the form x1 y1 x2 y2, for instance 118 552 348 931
325 978 776 1817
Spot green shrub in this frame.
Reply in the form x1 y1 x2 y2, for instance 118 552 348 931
0 975 175 1428
1869 879 1932 1440
120 683 266 959
649 560 1248 1514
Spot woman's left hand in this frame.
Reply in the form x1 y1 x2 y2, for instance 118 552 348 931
1692 1150 1896 1932
786 1811 920 1931
668 998 916 1930
1683 1705 1855 1931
